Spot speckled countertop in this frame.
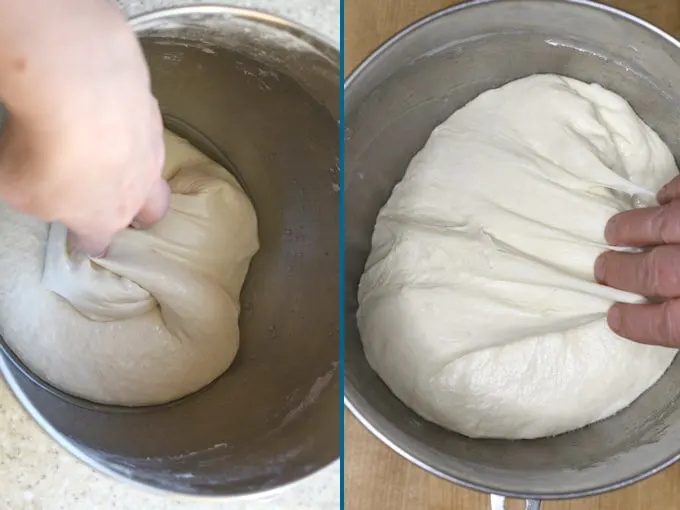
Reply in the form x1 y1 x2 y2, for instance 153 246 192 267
0 1 339 509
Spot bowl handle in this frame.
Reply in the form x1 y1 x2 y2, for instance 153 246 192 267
490 494 542 509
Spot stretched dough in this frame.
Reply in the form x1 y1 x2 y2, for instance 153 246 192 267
0 130 258 406
358 74 678 439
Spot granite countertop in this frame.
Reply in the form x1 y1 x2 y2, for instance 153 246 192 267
0 1 339 509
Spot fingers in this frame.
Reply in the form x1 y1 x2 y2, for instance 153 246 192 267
605 200 680 247
658 175 680 205
600 181 680 347
67 176 169 257
608 301 680 348
131 178 170 229
595 245 680 298
70 179 170 256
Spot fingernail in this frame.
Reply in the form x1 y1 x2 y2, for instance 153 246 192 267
130 220 141 229
594 253 607 283
658 185 669 203
608 306 622 332
604 216 619 244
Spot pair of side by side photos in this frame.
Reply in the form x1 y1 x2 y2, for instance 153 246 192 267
4 1 680 510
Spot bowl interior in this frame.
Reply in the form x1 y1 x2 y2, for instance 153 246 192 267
345 0 680 499
0 9 340 498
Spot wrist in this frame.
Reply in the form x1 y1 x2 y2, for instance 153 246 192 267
0 0 135 124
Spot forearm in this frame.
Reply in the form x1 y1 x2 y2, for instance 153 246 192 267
0 0 135 122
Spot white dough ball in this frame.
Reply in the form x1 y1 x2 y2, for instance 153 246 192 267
0 130 258 406
358 74 678 439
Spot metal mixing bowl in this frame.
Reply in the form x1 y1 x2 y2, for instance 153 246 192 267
0 5 339 500
344 0 680 507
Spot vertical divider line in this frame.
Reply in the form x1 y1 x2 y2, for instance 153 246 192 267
339 0 346 508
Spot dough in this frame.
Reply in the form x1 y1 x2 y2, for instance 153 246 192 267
0 130 258 406
358 74 679 439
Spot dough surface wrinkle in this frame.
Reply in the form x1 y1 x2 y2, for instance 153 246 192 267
0 129 258 406
358 74 678 439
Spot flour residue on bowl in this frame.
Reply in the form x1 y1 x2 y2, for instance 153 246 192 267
281 362 338 428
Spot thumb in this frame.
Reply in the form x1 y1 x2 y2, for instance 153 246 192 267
131 178 170 229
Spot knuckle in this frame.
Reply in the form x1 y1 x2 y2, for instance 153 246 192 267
640 250 662 294
659 202 680 243
659 300 680 345
651 246 680 297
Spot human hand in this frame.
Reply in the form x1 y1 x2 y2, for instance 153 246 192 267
595 176 680 346
0 0 169 256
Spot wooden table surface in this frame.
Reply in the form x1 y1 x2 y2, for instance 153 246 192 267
344 0 680 508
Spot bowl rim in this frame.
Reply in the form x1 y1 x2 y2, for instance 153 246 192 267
131 3 340 64
0 3 340 503
343 0 680 500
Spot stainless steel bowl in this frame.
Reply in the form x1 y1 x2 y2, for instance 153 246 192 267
344 0 680 507
0 5 339 500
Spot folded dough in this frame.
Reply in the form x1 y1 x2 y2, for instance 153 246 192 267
358 74 678 439
0 130 258 406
